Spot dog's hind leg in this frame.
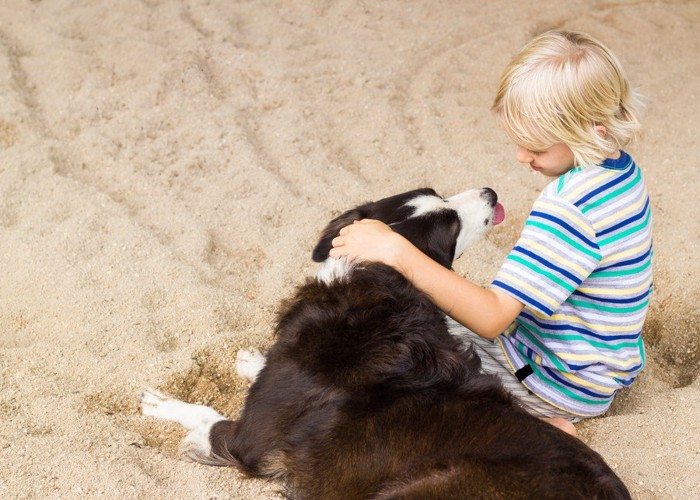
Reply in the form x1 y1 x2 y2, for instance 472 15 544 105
236 348 266 382
139 388 231 465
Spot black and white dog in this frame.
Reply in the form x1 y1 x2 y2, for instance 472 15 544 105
141 187 629 499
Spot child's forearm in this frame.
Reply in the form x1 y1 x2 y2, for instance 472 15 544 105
394 240 523 339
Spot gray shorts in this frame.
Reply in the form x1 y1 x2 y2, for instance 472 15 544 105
447 318 580 422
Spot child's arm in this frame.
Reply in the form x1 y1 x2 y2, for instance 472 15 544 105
329 219 524 339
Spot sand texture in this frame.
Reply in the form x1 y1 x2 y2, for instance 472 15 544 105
1 0 698 498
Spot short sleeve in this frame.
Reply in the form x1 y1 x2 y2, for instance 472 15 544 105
492 194 602 317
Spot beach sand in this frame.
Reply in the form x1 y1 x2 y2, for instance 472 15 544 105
0 0 698 497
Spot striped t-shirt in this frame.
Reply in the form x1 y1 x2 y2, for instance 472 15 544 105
492 150 653 417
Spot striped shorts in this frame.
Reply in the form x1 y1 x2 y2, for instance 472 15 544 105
447 318 580 422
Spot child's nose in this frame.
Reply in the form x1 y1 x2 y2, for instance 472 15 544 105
516 145 533 164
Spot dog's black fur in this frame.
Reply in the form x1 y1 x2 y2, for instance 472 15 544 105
204 188 630 499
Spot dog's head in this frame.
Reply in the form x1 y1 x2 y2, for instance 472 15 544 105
312 187 504 269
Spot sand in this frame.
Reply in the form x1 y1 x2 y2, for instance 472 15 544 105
0 0 698 498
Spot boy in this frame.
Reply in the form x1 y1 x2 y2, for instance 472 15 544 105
329 30 652 435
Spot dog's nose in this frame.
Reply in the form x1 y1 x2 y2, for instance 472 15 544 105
480 188 498 206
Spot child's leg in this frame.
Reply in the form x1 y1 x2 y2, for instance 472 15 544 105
447 319 580 434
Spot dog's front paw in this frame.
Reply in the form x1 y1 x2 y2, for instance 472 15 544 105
139 388 225 430
236 348 266 382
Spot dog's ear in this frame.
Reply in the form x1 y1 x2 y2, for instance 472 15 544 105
390 212 460 269
311 208 365 262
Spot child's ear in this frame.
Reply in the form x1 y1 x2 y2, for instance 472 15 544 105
594 124 608 137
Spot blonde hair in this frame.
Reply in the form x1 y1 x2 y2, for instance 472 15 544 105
492 30 643 168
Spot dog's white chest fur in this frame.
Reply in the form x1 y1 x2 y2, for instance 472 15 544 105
315 258 354 284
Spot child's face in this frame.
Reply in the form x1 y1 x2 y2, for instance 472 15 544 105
515 143 576 177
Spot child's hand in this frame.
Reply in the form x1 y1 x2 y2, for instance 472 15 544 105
329 219 408 269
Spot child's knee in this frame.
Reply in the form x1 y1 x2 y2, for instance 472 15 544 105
543 417 577 436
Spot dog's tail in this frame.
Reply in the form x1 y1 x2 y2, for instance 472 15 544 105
178 419 239 467
185 420 288 479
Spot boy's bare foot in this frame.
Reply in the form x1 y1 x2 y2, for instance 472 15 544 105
544 417 577 436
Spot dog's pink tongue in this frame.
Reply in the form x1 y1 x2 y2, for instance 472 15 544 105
493 203 505 225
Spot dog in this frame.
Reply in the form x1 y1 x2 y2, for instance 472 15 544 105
140 187 630 499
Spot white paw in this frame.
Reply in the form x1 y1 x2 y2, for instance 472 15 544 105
236 348 266 381
139 388 226 431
